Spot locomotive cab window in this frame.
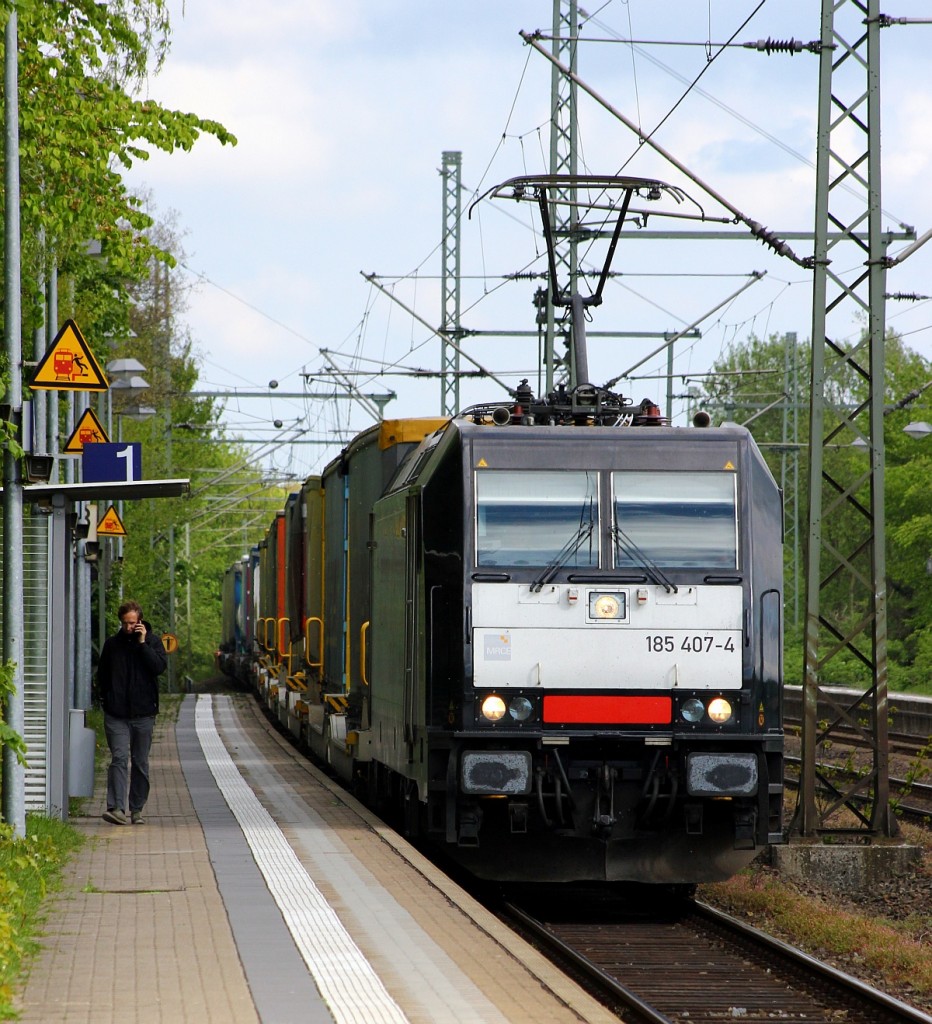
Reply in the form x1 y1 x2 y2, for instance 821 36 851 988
612 471 738 569
476 470 599 567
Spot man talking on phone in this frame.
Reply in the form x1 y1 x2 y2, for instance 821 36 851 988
97 600 168 825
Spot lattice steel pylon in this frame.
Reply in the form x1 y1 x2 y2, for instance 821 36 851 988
797 0 893 837
440 151 462 417
545 0 579 391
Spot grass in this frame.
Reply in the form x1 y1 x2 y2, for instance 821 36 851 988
700 824 932 1009
703 873 932 993
0 815 85 1019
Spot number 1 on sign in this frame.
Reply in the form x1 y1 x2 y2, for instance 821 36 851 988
116 445 136 482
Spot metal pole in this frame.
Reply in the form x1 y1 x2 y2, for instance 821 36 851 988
546 0 579 391
47 264 59 474
440 151 462 416
163 268 176 692
33 245 46 457
75 397 92 711
185 522 192 681
799 0 892 836
665 338 674 423
2 7 26 836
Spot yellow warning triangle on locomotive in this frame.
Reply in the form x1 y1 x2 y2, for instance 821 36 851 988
97 505 127 537
63 408 110 453
30 320 109 391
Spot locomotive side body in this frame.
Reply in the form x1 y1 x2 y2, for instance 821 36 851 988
365 420 784 883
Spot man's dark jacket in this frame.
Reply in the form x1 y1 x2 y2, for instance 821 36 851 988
97 621 167 718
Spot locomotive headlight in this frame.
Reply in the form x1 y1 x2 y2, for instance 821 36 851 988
707 697 734 724
589 591 626 620
680 698 705 723
480 695 507 722
508 696 534 722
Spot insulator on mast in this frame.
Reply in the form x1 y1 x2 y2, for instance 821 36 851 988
741 37 821 55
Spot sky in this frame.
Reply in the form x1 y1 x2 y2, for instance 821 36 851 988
125 1 932 482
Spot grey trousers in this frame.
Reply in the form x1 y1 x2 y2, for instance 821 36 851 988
104 713 156 814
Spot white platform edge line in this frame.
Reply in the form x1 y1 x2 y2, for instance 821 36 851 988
195 694 410 1024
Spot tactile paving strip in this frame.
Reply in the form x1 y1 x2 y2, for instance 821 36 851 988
195 695 409 1024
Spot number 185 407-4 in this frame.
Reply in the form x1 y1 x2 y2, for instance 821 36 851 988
646 635 736 654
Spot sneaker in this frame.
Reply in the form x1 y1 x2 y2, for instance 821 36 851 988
131 812 145 825
102 809 128 826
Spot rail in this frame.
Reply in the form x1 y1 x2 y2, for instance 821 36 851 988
500 896 932 1024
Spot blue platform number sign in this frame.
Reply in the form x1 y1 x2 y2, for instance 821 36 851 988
82 443 142 484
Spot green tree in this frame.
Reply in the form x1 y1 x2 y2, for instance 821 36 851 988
102 229 291 683
1 0 235 364
0 2 245 681
693 331 932 693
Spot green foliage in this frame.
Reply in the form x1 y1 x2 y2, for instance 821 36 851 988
0 0 236 364
0 417 24 463
0 815 84 1018
0 1 246 689
0 661 26 766
696 332 932 693
95 225 289 684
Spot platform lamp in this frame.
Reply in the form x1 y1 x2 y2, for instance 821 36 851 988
106 360 149 431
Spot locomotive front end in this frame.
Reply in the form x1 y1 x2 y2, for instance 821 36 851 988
431 420 784 884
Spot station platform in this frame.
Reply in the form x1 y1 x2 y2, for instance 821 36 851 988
15 693 617 1024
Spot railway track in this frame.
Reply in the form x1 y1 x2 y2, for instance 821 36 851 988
783 688 932 756
783 754 932 821
782 687 932 823
504 895 932 1024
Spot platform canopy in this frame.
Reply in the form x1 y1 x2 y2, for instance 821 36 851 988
7 479 190 503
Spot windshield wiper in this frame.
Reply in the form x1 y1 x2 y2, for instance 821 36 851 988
530 519 595 593
611 516 678 594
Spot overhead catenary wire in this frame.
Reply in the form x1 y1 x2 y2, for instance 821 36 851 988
187 424 309 500
607 271 767 385
362 272 518 397
520 30 809 268
531 34 821 54
578 6 914 229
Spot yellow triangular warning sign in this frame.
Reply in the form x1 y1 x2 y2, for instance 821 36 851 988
63 408 111 453
723 460 735 470
30 320 109 391
97 505 127 537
